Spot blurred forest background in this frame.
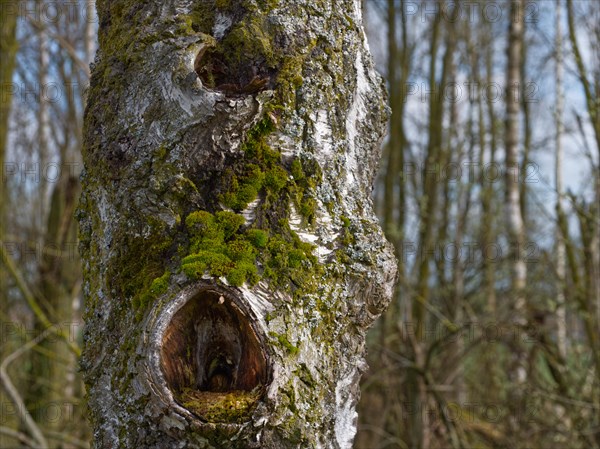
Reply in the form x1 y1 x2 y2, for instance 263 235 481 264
0 1 598 448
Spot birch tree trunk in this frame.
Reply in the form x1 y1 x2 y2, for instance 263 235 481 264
504 0 528 441
78 1 396 448
0 0 18 301
0 5 18 446
505 0 526 326
554 0 567 359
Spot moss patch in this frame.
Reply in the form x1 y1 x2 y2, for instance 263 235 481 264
182 211 261 287
115 218 174 311
219 116 285 212
134 270 171 311
180 208 320 293
180 114 323 294
178 388 261 423
269 332 300 355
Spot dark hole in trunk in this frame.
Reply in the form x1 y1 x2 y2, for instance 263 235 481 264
194 46 274 95
160 288 268 422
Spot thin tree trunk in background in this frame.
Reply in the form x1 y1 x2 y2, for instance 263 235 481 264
519 26 530 223
483 18 498 316
474 18 502 411
413 8 441 344
384 0 409 292
409 8 455 448
380 0 397 372
38 0 49 225
383 0 397 252
554 0 567 359
505 0 527 327
0 2 19 446
26 9 46 428
369 1 399 445
0 0 18 305
34 177 80 448
396 0 408 313
505 0 527 441
85 0 95 65
448 78 468 413
26 6 59 444
409 12 441 449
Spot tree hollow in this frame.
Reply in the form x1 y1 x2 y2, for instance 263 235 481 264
160 287 269 422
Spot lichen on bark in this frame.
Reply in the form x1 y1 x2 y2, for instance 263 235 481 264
78 0 396 448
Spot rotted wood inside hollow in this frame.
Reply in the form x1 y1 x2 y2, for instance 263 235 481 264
160 288 268 421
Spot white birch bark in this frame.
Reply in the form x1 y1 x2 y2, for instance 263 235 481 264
554 0 567 359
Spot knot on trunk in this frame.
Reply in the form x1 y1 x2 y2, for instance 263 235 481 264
194 44 272 95
191 6 276 96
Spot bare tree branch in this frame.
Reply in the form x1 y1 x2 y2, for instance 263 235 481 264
0 327 53 449
0 244 81 356
24 16 90 79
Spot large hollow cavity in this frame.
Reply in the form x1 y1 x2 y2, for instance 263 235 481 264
160 288 268 422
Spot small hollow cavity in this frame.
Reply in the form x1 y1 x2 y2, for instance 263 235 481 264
193 47 273 95
160 288 268 422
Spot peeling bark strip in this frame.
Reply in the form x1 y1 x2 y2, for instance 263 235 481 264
78 0 396 448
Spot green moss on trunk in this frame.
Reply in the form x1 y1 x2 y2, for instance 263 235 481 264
178 389 261 423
